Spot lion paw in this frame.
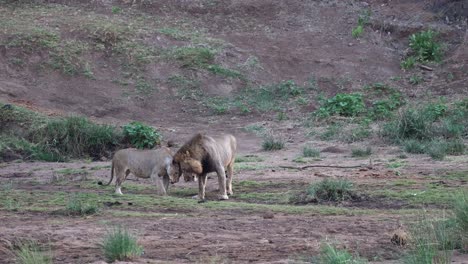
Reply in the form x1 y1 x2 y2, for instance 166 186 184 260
218 194 229 200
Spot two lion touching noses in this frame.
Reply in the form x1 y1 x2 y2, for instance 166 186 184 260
99 133 237 202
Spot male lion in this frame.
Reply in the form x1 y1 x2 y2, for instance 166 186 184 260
170 133 237 201
100 147 173 195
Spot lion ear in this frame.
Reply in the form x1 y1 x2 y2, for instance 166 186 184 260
187 159 202 174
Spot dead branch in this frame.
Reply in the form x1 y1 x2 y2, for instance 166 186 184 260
418 64 433 71
279 164 365 170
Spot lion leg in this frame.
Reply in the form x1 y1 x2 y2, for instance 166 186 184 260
163 175 170 193
151 171 167 196
114 168 126 195
197 173 207 201
226 163 234 196
216 167 229 200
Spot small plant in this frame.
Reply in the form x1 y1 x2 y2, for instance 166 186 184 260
319 242 367 264
352 9 371 39
352 25 364 38
316 93 365 117
426 140 447 160
102 226 143 262
409 29 443 62
303 146 320 158
351 147 372 157
401 56 416 70
123 121 161 149
14 241 52 264
409 75 423 85
111 6 122 14
66 194 99 216
262 135 284 151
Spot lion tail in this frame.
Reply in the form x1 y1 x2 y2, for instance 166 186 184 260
101 160 115 186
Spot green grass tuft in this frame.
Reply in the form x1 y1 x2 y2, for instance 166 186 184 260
262 135 284 151
14 242 52 264
303 146 320 158
351 147 372 158
102 226 143 262
318 243 367 264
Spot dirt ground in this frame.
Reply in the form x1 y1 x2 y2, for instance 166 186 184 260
1 137 468 263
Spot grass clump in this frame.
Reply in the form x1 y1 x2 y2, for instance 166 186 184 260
262 134 285 151
453 191 468 248
404 213 458 264
102 226 143 262
169 46 215 68
123 121 161 149
318 243 367 264
403 139 426 154
14 242 52 264
351 147 372 157
65 193 99 216
303 146 320 158
34 116 122 160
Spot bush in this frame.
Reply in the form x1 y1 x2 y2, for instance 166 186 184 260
316 93 365 117
401 56 416 70
123 121 161 149
32 116 122 160
102 226 143 262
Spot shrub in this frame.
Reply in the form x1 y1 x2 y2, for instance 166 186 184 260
123 121 161 149
403 139 426 154
319 243 367 264
15 242 51 264
351 147 372 157
426 140 447 160
316 93 365 117
303 146 320 158
262 135 284 151
409 29 443 62
102 226 143 262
